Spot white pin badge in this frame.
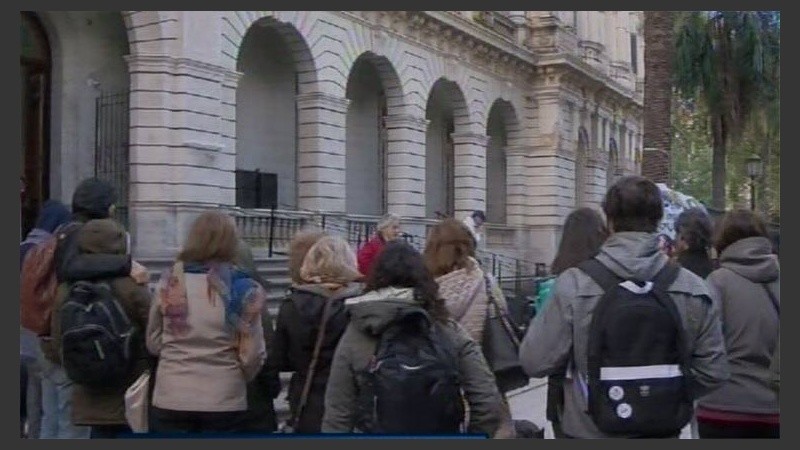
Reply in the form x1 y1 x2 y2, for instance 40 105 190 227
608 386 624 401
616 403 632 419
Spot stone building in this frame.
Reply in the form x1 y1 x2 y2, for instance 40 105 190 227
21 11 644 268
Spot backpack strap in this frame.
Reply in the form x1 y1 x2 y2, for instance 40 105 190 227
577 258 622 294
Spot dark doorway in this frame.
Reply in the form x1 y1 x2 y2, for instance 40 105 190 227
20 12 51 237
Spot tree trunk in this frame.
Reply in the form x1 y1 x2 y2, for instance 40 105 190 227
642 11 675 184
711 115 727 211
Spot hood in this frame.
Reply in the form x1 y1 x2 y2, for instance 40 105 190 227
344 287 427 336
719 236 779 283
72 178 116 221
290 282 363 320
77 219 128 255
34 200 71 233
595 232 668 281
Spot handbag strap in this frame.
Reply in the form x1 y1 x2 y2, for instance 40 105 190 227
291 297 334 427
484 274 520 347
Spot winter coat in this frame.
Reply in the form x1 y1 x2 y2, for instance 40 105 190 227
356 235 385 278
266 283 363 432
47 219 152 426
699 236 780 415
146 264 266 413
321 287 506 436
520 231 730 438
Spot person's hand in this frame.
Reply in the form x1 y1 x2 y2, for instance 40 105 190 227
130 260 150 285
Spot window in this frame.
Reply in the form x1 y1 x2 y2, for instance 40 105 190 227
630 33 638 74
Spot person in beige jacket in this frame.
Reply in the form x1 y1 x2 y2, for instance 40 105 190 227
146 212 267 433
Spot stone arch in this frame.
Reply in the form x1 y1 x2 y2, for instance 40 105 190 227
608 136 620 188
486 98 521 224
344 52 406 215
425 78 477 218
575 126 590 206
221 12 319 95
121 11 178 55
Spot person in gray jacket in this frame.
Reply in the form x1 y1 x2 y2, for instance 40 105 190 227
519 176 729 439
696 209 779 438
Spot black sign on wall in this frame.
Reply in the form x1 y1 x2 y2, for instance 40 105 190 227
236 169 277 209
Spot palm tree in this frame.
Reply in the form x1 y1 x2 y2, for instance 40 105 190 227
642 11 676 184
674 11 779 211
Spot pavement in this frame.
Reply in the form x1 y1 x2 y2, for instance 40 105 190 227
506 378 694 439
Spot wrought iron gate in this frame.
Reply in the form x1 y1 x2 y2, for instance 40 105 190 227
94 90 130 227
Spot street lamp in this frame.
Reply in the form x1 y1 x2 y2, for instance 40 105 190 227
746 155 764 211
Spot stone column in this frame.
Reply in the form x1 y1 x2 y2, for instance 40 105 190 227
126 54 238 259
296 92 350 213
384 114 429 219
451 132 489 220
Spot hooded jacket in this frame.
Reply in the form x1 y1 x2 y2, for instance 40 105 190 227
321 287 506 436
50 219 152 425
520 232 729 438
55 178 131 284
699 236 779 415
266 282 363 432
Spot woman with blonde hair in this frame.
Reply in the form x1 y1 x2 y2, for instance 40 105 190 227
357 213 401 278
146 211 267 432
423 218 518 438
268 235 363 432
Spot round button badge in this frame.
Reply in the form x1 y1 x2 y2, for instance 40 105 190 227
608 385 624 401
616 403 633 419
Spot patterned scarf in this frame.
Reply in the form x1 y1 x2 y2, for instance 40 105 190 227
158 261 266 336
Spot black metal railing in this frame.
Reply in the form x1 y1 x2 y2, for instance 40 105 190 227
94 90 130 228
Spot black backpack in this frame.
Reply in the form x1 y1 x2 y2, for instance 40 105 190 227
60 281 137 388
578 259 694 437
357 309 465 434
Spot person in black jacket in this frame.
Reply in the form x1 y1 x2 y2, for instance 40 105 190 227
266 236 362 433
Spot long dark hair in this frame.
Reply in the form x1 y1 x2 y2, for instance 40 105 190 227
551 207 609 275
364 240 449 323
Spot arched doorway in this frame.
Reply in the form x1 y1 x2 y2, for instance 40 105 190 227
575 126 589 206
21 12 51 237
425 79 469 218
486 99 520 224
345 56 388 215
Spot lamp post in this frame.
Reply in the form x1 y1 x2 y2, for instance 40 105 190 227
745 155 764 211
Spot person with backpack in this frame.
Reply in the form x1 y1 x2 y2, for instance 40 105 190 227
52 219 152 438
25 178 142 439
519 176 729 439
20 200 72 438
537 207 608 439
146 211 267 433
268 235 363 433
696 210 780 438
322 241 505 436
422 218 517 438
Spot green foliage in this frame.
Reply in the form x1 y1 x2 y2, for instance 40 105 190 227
672 11 779 215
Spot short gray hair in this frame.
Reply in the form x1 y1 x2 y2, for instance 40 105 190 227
377 213 401 232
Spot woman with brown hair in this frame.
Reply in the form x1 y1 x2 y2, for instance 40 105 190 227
538 207 608 438
146 211 267 433
696 209 780 438
268 235 363 433
422 219 516 437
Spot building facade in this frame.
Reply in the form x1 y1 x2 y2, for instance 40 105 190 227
21 11 644 267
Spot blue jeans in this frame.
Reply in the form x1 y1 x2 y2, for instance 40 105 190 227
38 357 90 439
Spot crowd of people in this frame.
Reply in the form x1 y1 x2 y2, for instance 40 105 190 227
19 175 779 439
